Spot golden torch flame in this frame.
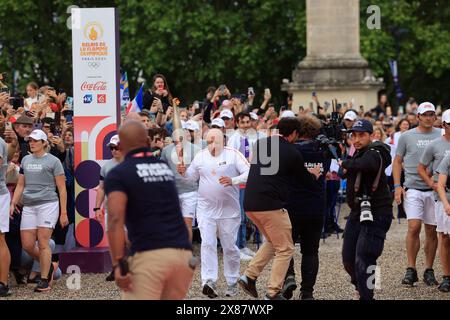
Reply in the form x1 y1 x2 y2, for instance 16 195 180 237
89 27 98 41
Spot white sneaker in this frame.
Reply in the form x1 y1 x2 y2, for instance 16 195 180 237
240 252 253 261
225 283 238 297
241 247 256 257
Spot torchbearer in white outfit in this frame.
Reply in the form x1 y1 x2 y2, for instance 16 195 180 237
177 129 250 298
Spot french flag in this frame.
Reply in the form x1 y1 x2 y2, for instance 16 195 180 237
125 83 144 115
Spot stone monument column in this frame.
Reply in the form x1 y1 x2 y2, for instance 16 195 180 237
282 0 383 113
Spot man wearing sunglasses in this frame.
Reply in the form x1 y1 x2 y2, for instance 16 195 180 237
94 134 123 281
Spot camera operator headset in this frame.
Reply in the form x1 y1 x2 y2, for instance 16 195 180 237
281 114 331 300
338 119 393 300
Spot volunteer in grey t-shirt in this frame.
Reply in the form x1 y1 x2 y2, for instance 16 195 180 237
419 135 450 197
161 139 201 242
19 154 65 206
0 137 8 196
392 102 441 287
161 141 200 194
429 111 450 292
437 154 450 205
396 127 441 190
9 129 67 292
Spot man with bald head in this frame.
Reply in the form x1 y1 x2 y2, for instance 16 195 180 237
104 121 194 300
178 129 250 298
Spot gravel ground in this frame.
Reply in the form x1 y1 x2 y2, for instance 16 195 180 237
3 204 450 301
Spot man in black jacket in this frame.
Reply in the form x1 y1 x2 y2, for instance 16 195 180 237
238 117 321 300
281 115 331 300
340 119 392 300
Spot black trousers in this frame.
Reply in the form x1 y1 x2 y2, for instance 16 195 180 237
285 213 324 294
342 212 392 300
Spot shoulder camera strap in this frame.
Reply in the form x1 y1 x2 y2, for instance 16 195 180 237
354 149 383 194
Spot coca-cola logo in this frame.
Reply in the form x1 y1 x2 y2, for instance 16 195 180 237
81 81 107 91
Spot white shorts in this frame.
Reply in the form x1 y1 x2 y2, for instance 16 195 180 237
179 191 198 219
21 201 59 230
403 189 436 225
0 193 11 233
435 201 450 235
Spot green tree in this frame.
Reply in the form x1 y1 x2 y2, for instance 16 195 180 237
0 0 449 108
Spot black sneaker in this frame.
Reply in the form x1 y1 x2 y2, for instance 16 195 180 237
34 279 51 292
105 270 115 282
281 276 297 300
12 271 27 286
0 282 11 297
438 276 450 292
27 275 41 284
402 267 418 286
264 292 286 300
423 269 439 286
202 280 218 299
238 275 258 298
299 291 315 300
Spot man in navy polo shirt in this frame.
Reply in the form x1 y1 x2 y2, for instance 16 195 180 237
105 121 194 300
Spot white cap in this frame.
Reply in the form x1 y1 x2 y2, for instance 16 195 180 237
442 109 450 124
185 120 200 131
417 102 436 115
25 129 47 142
211 118 225 128
249 112 258 121
343 111 358 121
220 109 234 119
107 134 120 146
279 110 296 119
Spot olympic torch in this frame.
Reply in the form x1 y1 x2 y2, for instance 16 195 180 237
172 98 184 165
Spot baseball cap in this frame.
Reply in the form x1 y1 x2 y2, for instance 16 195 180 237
249 112 258 121
211 118 225 128
15 115 34 125
442 109 450 124
343 111 358 121
348 119 373 134
185 120 200 131
25 129 48 142
107 134 120 146
279 110 296 119
417 102 436 115
220 109 234 120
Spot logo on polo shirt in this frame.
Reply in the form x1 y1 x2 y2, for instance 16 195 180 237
45 221 52 225
136 163 175 183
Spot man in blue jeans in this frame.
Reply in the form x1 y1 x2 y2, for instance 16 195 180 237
339 119 393 300
228 112 262 260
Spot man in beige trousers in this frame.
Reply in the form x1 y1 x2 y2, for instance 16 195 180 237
238 117 320 300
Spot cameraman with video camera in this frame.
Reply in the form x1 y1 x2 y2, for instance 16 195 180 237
339 119 392 300
281 114 331 300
